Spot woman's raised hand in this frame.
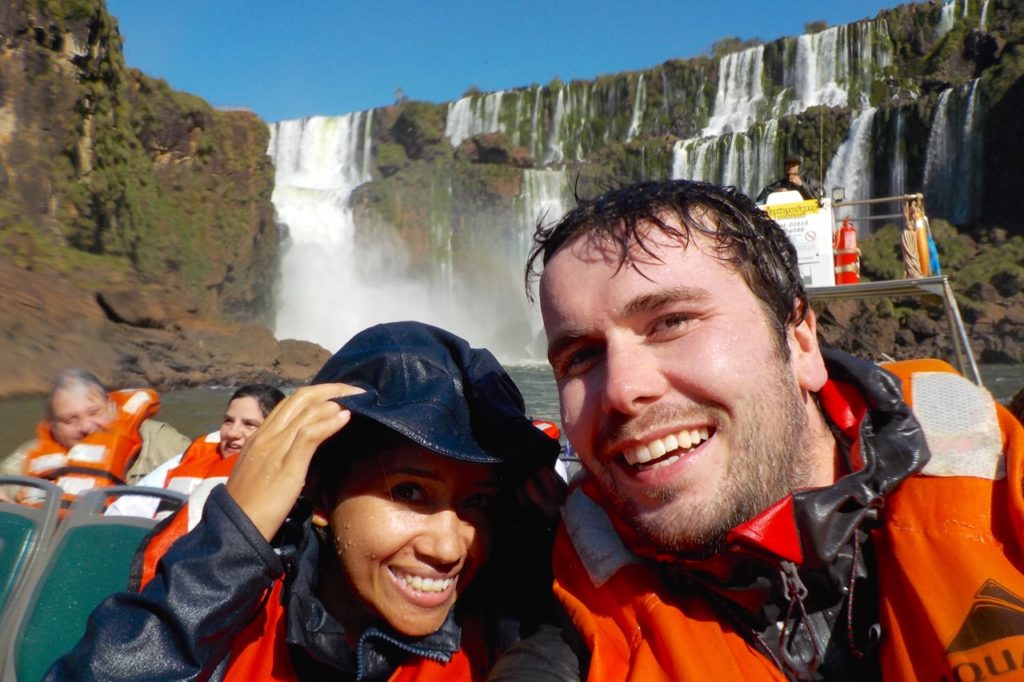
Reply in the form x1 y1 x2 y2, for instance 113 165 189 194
225 383 363 541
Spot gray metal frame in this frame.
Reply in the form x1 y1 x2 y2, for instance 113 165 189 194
808 275 981 385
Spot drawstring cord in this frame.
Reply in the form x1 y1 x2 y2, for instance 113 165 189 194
777 561 822 678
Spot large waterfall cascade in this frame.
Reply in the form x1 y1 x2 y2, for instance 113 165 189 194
269 2 991 359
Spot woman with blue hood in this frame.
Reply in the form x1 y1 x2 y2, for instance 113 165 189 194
45 322 566 681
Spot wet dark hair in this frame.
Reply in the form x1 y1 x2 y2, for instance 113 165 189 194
229 384 286 418
306 417 412 505
525 179 809 354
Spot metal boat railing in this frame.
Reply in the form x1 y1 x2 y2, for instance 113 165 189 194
808 275 981 386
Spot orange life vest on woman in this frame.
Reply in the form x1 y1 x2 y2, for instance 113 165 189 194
19 388 160 507
553 358 1024 681
211 581 490 681
136 432 238 587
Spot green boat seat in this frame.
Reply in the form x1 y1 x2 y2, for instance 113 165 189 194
3 485 185 681
0 478 61 627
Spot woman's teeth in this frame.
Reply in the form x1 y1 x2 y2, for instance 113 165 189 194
397 572 455 593
622 427 711 467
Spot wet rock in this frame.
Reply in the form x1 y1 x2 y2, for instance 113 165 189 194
905 310 942 338
965 281 1000 304
96 287 196 329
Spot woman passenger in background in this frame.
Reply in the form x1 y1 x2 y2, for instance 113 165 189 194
45 322 574 681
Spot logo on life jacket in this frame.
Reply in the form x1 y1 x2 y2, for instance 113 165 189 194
947 581 1024 654
940 581 1024 681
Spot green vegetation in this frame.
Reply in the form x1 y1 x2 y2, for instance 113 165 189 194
5 0 276 321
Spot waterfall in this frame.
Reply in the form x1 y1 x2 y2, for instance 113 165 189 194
825 108 877 230
955 79 982 223
703 46 766 136
922 81 982 224
786 27 849 114
936 0 957 38
889 108 907 198
445 91 506 148
671 120 777 199
517 170 568 355
269 113 569 359
626 74 646 141
265 2 987 361
922 82 983 225
980 0 990 29
923 89 954 219
269 113 377 349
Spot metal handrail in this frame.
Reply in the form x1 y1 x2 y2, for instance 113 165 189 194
808 276 981 386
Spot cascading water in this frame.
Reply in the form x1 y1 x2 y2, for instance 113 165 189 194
445 91 506 148
671 121 778 198
923 80 982 224
936 0 957 38
825 108 877 229
270 111 568 359
889 108 907 198
626 74 647 141
269 113 376 350
516 169 568 355
786 27 849 114
703 46 766 136
268 2 986 362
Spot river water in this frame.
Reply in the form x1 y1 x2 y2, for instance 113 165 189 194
1 363 1021 458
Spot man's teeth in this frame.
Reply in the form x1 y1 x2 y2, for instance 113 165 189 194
623 427 711 466
397 572 455 593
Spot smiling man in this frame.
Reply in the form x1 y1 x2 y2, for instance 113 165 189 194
520 180 1024 680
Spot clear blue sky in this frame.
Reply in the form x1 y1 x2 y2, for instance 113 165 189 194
106 0 905 123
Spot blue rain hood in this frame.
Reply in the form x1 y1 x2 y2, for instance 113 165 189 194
311 321 558 470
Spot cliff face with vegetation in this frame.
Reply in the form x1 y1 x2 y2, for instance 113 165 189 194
0 0 327 396
1 0 276 318
266 0 1024 366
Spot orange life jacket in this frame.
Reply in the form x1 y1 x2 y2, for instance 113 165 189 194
19 388 160 507
553 359 1024 681
216 581 489 681
137 432 237 587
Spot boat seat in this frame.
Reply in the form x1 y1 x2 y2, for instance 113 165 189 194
0 477 61 633
2 485 186 681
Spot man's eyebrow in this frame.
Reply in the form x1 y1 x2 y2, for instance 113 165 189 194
622 286 711 316
546 329 590 364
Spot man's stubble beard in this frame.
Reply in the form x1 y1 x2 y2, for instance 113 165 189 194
595 360 814 558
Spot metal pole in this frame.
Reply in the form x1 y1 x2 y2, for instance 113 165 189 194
834 193 924 208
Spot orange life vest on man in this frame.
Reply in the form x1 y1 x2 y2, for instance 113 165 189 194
19 388 160 507
553 357 1024 681
136 432 238 587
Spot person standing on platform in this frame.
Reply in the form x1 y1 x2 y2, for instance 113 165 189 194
756 155 817 204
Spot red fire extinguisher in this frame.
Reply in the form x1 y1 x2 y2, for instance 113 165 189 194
833 217 860 285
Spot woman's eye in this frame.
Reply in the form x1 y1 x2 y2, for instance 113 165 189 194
391 483 426 502
463 493 496 510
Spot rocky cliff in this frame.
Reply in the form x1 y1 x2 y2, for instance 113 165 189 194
0 0 328 395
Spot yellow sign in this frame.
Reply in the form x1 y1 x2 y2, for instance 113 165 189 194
764 200 821 220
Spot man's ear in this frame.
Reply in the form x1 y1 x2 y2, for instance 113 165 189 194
789 306 828 392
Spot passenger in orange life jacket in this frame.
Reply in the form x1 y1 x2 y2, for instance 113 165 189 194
47 322 565 681
1 369 190 505
490 179 1024 681
106 383 285 519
